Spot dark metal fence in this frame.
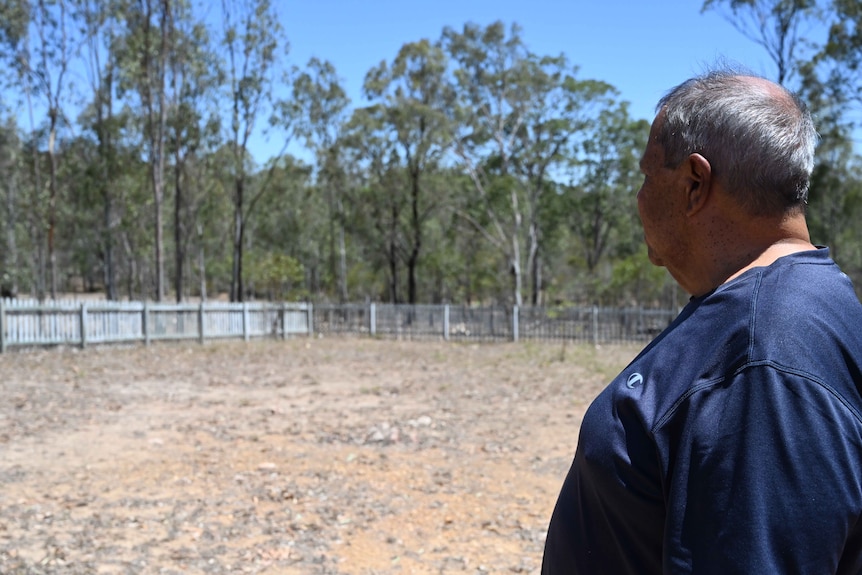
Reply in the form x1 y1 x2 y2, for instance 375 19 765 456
313 303 677 344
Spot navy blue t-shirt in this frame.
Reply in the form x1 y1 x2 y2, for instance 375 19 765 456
542 248 862 574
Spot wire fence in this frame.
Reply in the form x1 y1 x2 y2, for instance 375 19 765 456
0 298 677 353
312 303 676 344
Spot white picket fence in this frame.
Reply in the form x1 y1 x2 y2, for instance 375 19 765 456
0 299 312 352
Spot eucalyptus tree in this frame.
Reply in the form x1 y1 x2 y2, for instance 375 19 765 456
0 0 28 50
114 0 174 301
166 2 219 302
219 0 289 302
115 150 156 300
78 0 122 298
0 0 77 298
565 106 649 293
808 0 862 281
409 166 494 304
807 125 862 265
513 58 616 305
443 21 617 306
443 21 534 307
242 154 313 300
362 39 452 304
190 142 236 298
0 3 38 297
289 57 351 302
799 62 862 279
0 118 22 297
342 105 406 302
61 134 106 290
702 0 819 84
32 0 77 299
818 0 862 121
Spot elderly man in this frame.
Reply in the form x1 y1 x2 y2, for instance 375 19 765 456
542 70 862 574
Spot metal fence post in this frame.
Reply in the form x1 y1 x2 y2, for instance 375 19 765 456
80 303 88 349
592 305 599 347
512 305 519 342
0 299 6 354
370 303 376 336
143 302 150 346
307 303 314 338
443 304 449 341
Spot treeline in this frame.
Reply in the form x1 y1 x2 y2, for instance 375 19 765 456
0 0 860 307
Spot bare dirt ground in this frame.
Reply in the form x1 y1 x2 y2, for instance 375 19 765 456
0 337 640 574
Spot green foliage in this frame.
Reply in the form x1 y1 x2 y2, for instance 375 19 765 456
604 248 672 306
701 0 818 83
351 38 452 304
566 105 648 273
443 20 624 306
3 7 862 307
703 0 862 300
245 251 305 300
218 0 292 301
0 0 28 62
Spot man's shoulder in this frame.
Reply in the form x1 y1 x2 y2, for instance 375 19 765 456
750 253 862 377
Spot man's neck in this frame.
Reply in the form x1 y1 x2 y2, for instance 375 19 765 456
690 211 815 297
722 236 816 286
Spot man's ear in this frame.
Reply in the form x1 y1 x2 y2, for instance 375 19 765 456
685 153 712 216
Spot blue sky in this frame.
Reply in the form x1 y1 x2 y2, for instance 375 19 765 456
282 0 770 118
4 1 831 163
257 0 811 161
11 0 825 162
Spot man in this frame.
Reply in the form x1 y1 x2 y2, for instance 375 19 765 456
542 69 862 574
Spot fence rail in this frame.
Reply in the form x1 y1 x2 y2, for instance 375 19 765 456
0 299 677 352
0 299 312 352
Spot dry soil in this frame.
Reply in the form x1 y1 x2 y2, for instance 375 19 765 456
0 337 639 574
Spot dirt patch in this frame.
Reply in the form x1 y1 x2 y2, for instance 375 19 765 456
0 337 639 574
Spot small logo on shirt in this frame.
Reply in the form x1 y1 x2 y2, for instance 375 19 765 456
626 372 644 389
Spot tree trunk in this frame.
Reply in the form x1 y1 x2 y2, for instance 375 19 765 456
530 244 541 307
24 66 46 301
47 108 58 299
198 226 206 302
334 186 348 303
3 146 19 296
510 244 523 307
142 0 171 302
230 177 244 302
337 207 348 303
98 86 117 301
102 188 116 300
174 150 184 303
407 169 421 305
510 216 523 308
326 184 337 300
155 1 170 301
388 201 399 303
527 220 540 306
152 162 165 301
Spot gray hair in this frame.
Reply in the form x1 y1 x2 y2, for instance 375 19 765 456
656 69 818 216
